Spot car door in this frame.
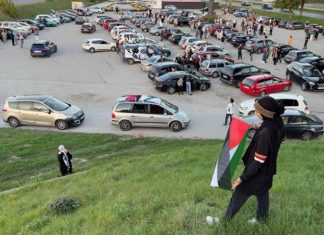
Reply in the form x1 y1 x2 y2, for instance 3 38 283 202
131 104 150 127
16 101 35 125
256 78 268 94
239 67 251 81
101 40 110 51
32 102 53 126
148 104 169 127
286 115 309 138
271 77 285 92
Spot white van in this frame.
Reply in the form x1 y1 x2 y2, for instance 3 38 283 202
239 93 309 117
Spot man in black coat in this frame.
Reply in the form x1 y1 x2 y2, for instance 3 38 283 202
57 145 73 176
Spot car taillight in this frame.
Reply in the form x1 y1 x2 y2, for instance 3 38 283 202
112 112 116 118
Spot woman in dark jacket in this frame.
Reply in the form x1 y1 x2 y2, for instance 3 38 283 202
222 96 285 223
57 145 73 176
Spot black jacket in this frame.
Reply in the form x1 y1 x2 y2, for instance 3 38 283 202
57 152 73 175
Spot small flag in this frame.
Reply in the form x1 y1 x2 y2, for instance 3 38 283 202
210 117 250 190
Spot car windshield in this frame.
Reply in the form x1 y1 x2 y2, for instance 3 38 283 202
223 66 234 74
242 78 255 86
44 97 70 111
304 68 322 77
161 99 178 113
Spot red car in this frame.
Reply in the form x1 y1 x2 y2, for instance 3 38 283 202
240 74 292 96
103 19 118 30
193 51 234 64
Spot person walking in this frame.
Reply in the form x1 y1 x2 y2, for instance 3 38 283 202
223 98 235 126
287 35 293 46
303 36 309 49
277 46 282 63
214 96 285 224
249 45 255 62
1 30 7 43
34 29 39 41
177 77 184 95
19 33 24 48
262 47 268 63
238 44 243 60
57 145 73 176
186 77 192 95
221 35 225 49
272 46 278 65
269 25 273 36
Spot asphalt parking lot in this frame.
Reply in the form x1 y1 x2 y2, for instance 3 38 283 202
0 3 324 139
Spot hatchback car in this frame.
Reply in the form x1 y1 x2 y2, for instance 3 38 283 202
140 55 174 72
2 95 85 130
111 95 190 132
197 45 230 56
286 21 304 30
82 38 116 53
81 23 96 33
240 74 292 96
220 64 270 88
286 62 324 91
153 71 211 94
179 36 199 49
239 93 309 117
199 59 232 78
75 16 89 25
243 109 323 140
284 50 317 64
148 62 183 80
299 57 324 72
30 40 57 57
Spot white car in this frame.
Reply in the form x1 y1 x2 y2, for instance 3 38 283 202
119 32 144 44
179 37 199 49
239 93 310 117
82 38 117 53
90 7 104 14
186 40 209 52
197 45 230 56
35 14 60 24
0 22 30 34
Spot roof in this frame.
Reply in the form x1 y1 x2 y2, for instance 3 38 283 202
269 93 305 100
153 61 179 67
245 74 274 81
227 63 249 68
87 38 105 41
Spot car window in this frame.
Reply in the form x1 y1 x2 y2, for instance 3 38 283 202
272 77 281 83
8 102 19 109
257 79 269 86
217 62 224 68
92 40 100 44
115 103 133 113
132 104 148 114
241 68 250 73
278 99 298 106
17 101 33 111
150 104 164 115
281 116 289 124
33 102 49 112
209 62 217 68
101 41 108 44
288 116 308 124
250 67 260 73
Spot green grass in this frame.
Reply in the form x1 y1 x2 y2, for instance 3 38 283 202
0 129 324 234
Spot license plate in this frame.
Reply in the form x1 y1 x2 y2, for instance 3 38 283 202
34 50 41 53
222 74 228 78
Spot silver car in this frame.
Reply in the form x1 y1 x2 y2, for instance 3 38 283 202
111 95 190 132
199 59 232 78
2 95 85 130
149 25 168 36
140 55 174 72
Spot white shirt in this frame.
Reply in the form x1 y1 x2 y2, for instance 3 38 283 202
226 102 235 115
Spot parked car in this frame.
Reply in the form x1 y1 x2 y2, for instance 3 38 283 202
153 71 211 94
239 93 310 117
141 22 156 32
199 59 232 78
145 44 171 57
187 40 210 52
284 50 318 63
286 62 324 91
82 38 117 53
119 32 144 44
234 10 249 17
75 16 89 25
81 23 96 33
30 40 57 57
111 95 190 132
2 95 84 130
120 44 148 65
192 51 234 64
262 4 273 10
286 21 304 30
175 16 190 26
281 9 295 14
240 74 292 96
278 20 289 28
140 55 174 72
231 35 251 47
148 62 183 80
89 6 104 14
179 36 199 49
35 14 60 25
244 38 276 53
0 22 31 34
299 57 324 72
220 64 270 88
273 44 298 58
18 19 44 30
102 19 118 29
243 109 323 140
197 45 230 56
168 33 184 44
241 1 251 6
149 25 168 36
164 4 177 11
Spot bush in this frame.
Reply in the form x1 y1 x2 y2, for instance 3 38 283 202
50 197 81 214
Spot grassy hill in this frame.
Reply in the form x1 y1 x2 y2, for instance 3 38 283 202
0 129 324 234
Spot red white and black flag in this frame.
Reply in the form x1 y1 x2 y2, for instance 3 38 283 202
210 117 250 190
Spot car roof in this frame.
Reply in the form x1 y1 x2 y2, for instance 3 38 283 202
245 74 274 81
204 59 228 63
153 61 179 67
88 38 105 41
32 40 49 44
7 95 52 102
227 63 250 68
117 95 163 105
269 93 305 100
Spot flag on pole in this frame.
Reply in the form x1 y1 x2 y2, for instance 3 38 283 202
210 117 250 190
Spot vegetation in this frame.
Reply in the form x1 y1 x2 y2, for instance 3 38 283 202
0 0 17 18
0 129 324 234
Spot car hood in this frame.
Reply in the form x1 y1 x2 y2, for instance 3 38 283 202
240 98 256 109
175 108 190 121
59 105 82 116
305 76 323 82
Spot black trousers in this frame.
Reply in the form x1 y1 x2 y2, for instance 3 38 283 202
224 114 232 125
225 189 269 221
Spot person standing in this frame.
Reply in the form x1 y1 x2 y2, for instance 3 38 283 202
238 44 243 60
19 33 24 48
287 35 293 46
277 46 282 63
221 35 225 49
57 145 73 176
303 36 309 49
186 77 192 95
1 30 7 43
215 96 285 224
223 98 235 126
177 77 184 95
262 47 268 63
249 45 255 62
269 25 273 36
174 17 178 28
34 29 39 41
272 46 278 65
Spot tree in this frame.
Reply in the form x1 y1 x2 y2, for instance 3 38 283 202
299 0 310 16
274 0 299 18
208 0 214 17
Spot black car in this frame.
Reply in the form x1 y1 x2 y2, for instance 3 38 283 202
141 22 156 32
75 16 88 25
262 4 273 10
81 23 96 33
18 19 45 30
148 62 183 81
231 35 250 47
220 63 270 88
244 109 323 140
286 62 324 91
228 8 237 14
299 57 324 72
168 33 183 44
286 21 304 30
175 16 190 26
274 44 298 58
145 44 171 57
153 71 211 94
284 50 318 64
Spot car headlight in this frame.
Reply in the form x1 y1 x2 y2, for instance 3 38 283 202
185 118 190 123
308 81 315 86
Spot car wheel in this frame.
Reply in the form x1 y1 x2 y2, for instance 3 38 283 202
55 120 68 130
155 32 159 36
89 48 95 53
119 120 132 131
200 83 207 91
301 131 313 141
284 86 290 92
236 81 241 88
247 128 256 139
169 121 182 132
8 116 20 128
111 46 116 51
211 71 218 78
260 90 266 96
301 82 308 91
128 58 135 65
167 86 176 95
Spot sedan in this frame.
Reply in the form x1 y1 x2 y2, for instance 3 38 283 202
240 74 292 96
82 39 117 53
140 55 174 72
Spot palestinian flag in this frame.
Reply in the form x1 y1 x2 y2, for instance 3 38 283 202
210 117 250 190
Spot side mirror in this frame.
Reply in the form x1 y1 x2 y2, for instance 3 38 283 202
48 109 52 114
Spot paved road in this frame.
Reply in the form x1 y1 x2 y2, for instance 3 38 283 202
0 2 323 139
231 1 324 20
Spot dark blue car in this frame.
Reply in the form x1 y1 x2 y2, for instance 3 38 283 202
30 40 57 57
